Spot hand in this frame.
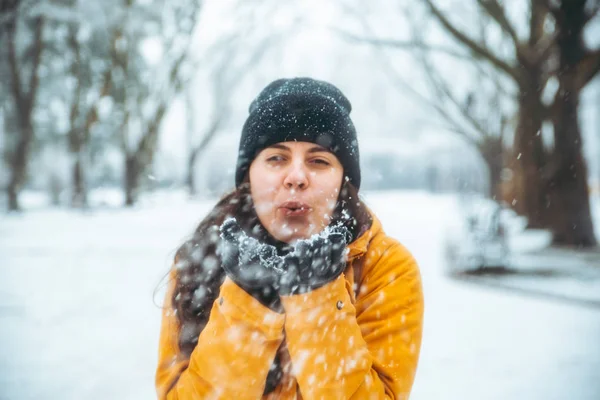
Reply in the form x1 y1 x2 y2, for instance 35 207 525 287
219 218 350 298
277 225 350 296
218 218 282 309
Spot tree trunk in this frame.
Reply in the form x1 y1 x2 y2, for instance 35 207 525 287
71 154 87 208
67 20 86 210
48 173 62 206
7 161 24 212
7 181 19 211
4 14 45 212
545 1 597 247
479 137 504 201
507 0 550 228
186 149 198 196
487 157 504 202
124 155 138 207
512 73 547 228
123 106 165 206
6 119 32 212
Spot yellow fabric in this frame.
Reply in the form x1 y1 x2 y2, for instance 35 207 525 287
156 213 424 399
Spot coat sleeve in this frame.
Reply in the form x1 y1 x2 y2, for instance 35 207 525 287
155 274 285 400
280 243 424 399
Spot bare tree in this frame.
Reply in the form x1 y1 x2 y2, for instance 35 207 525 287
338 4 514 201
18 0 124 209
107 0 202 206
421 0 599 246
184 33 283 196
62 0 111 208
184 34 247 197
341 0 600 246
65 14 86 207
543 0 600 246
1 0 46 211
183 0 298 196
416 8 514 201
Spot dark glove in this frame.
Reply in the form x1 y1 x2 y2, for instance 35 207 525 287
218 218 283 310
277 225 350 296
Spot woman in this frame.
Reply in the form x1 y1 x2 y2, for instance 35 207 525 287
156 78 424 399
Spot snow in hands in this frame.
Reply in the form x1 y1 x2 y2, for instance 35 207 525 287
219 217 350 293
220 218 285 273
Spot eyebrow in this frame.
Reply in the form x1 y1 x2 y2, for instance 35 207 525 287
268 143 329 154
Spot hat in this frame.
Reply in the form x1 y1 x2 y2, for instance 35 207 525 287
235 77 360 189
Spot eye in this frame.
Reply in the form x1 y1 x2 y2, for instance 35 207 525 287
266 155 285 163
310 158 331 166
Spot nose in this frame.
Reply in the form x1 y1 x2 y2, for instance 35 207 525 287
283 162 308 190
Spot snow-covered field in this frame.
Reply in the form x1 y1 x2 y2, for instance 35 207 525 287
1 190 599 400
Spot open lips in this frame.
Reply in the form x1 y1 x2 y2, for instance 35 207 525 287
279 201 312 217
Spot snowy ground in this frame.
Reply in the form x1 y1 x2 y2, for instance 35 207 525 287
1 190 600 400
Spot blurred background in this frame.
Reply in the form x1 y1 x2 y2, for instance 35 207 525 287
1 0 600 399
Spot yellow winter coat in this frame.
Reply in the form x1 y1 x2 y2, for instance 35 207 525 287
156 213 424 399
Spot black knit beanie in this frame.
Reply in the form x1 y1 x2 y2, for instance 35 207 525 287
235 77 361 189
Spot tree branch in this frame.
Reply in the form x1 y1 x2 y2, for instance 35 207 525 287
189 26 284 155
476 0 519 46
423 0 520 83
531 31 557 64
80 24 122 149
366 39 479 144
417 44 494 144
190 116 223 159
83 66 113 142
406 8 513 149
334 28 474 61
575 48 600 91
473 60 518 99
0 0 21 33
134 1 202 167
584 1 600 24
533 0 557 14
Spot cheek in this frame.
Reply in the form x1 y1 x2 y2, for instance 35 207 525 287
326 188 339 211
251 186 274 214
250 178 279 217
314 183 341 215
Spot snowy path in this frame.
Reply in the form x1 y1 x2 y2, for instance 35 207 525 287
1 191 599 400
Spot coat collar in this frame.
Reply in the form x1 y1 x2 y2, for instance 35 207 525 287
347 210 382 261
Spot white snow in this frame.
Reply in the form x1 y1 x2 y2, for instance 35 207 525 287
1 190 599 399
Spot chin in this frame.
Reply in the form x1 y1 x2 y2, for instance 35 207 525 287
270 221 312 243
273 229 307 244
277 222 328 244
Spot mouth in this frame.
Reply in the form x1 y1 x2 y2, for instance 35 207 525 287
279 201 312 217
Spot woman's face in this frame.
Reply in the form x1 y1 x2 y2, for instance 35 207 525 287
249 141 344 243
